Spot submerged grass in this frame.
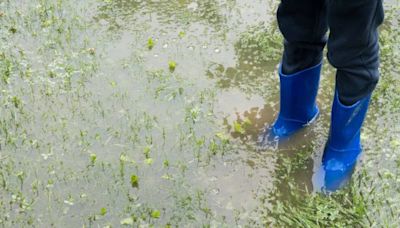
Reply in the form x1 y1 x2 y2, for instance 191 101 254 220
263 146 369 227
0 0 399 227
0 0 231 226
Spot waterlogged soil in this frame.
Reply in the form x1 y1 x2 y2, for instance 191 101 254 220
0 0 399 227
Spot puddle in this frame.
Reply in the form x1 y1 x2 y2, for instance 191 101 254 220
0 0 399 227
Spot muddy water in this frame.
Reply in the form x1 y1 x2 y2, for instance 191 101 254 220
0 0 399 227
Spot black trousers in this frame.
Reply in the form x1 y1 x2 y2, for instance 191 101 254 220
278 0 384 105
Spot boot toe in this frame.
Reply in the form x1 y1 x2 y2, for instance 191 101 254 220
323 164 356 192
272 118 305 137
271 106 319 138
321 146 361 192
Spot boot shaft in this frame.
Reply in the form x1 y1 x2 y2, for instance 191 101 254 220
327 91 371 151
278 63 321 123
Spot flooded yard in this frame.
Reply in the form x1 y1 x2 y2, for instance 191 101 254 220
0 0 399 227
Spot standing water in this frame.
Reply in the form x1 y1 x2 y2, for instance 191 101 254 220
0 0 399 227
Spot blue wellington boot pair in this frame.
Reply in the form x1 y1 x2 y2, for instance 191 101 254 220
263 62 372 192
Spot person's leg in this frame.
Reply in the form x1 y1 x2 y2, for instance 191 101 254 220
264 0 328 139
327 0 384 105
322 0 384 191
277 0 328 74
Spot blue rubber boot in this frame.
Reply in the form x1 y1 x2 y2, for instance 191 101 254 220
270 62 322 138
322 90 372 191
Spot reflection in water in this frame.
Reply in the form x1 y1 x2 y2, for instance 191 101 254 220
214 87 277 140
